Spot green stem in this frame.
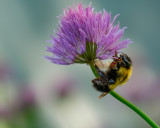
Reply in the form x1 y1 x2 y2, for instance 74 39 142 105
89 63 160 128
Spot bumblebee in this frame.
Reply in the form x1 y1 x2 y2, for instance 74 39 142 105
92 52 132 98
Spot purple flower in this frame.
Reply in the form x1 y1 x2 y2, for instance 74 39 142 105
46 3 132 65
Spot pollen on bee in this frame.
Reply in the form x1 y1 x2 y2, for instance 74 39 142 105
95 60 111 73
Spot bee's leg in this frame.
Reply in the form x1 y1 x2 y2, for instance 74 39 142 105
98 92 108 99
108 79 115 84
95 65 105 78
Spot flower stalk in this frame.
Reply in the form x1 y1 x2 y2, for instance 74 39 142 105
89 63 160 128
46 3 159 127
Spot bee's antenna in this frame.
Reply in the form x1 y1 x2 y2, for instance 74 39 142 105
113 50 118 61
115 50 118 57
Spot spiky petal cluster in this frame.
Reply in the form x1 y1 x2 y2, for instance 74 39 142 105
46 3 132 65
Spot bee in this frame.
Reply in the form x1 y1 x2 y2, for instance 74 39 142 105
92 52 132 98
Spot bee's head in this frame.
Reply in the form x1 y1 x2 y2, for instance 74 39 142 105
118 53 132 68
111 51 132 70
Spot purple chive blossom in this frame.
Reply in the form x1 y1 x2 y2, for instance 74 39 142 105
46 3 132 65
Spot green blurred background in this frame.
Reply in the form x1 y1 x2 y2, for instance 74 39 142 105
0 0 160 128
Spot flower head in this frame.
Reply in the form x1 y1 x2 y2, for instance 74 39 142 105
46 3 132 65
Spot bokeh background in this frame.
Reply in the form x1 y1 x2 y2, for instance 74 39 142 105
0 0 160 128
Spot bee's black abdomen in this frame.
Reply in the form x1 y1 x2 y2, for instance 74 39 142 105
92 78 110 92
